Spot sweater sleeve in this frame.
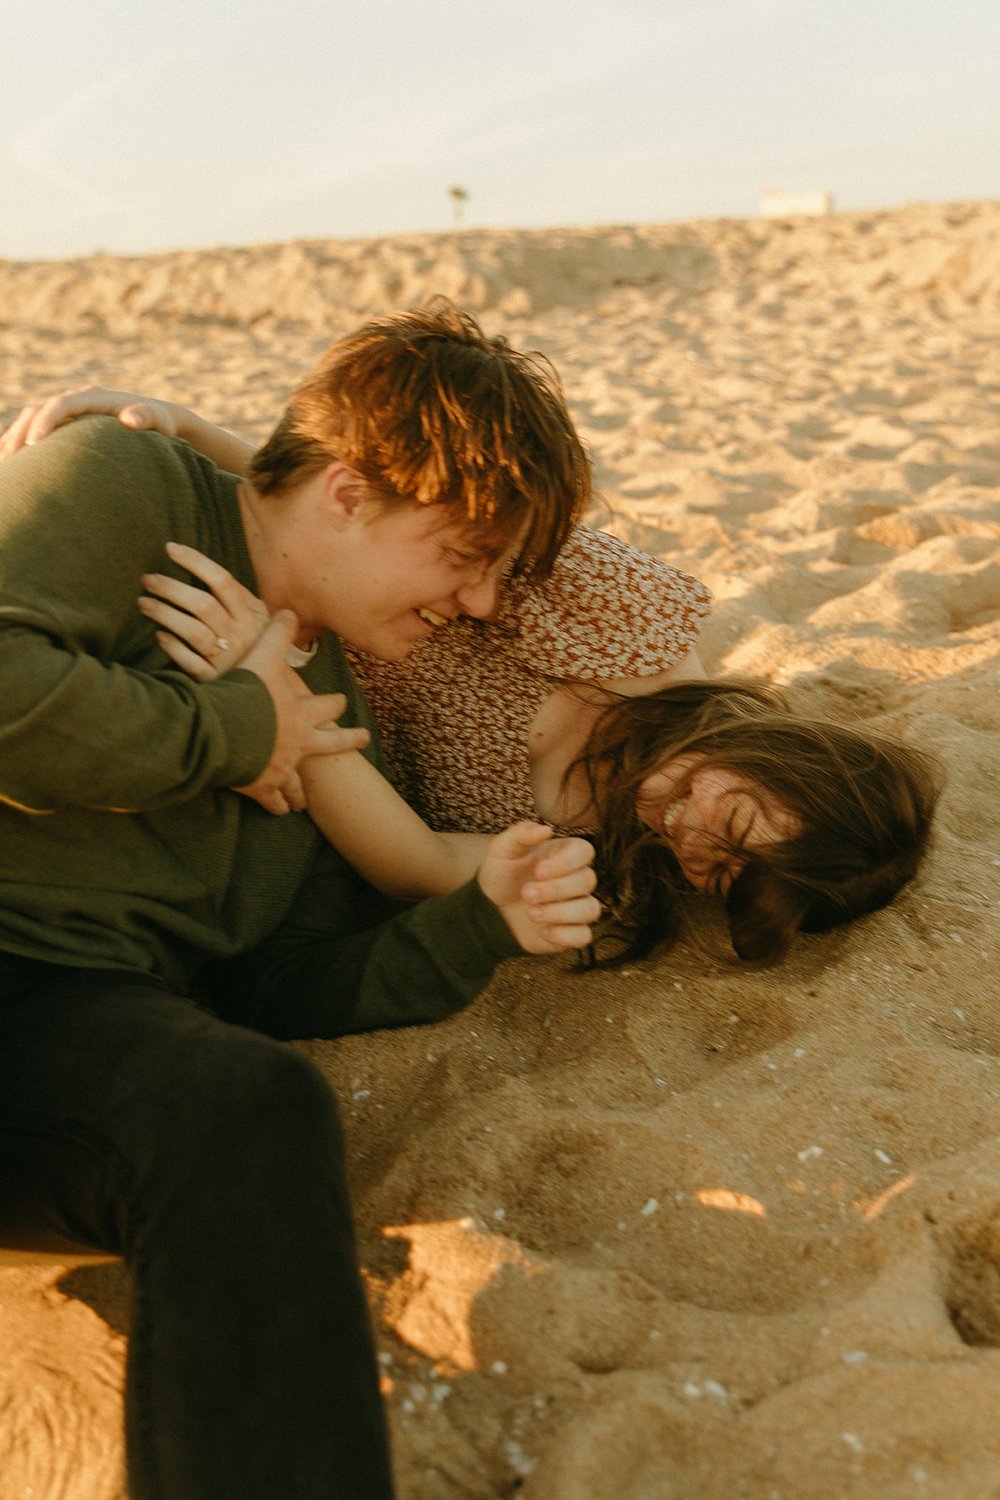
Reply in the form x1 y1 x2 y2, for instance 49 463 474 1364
0 419 275 811
498 526 712 680
204 852 524 1039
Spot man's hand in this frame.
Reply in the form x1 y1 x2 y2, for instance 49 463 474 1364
235 611 370 816
477 822 600 953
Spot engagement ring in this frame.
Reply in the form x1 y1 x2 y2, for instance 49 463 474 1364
214 636 231 653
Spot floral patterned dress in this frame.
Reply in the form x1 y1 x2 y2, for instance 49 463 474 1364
347 526 712 831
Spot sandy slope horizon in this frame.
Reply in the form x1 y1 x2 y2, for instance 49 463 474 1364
1 199 999 1500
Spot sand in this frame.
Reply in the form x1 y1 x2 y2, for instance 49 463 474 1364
0 199 998 1500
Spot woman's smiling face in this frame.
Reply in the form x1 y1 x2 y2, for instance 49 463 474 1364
637 754 800 893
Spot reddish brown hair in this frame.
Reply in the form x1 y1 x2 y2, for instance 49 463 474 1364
249 300 591 577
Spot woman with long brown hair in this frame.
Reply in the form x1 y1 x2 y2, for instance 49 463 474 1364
576 679 940 964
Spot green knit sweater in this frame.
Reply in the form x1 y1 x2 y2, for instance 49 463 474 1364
0 418 519 1034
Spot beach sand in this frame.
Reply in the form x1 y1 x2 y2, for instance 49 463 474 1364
1 199 998 1500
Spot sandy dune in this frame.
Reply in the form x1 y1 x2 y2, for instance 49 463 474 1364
1 199 998 1500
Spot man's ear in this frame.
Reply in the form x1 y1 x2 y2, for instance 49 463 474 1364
322 462 370 524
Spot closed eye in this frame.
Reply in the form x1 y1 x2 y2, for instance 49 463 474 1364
442 544 498 572
725 796 757 846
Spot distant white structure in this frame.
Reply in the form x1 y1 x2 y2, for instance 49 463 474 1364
759 188 833 218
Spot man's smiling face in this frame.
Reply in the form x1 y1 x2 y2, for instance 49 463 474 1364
298 484 522 661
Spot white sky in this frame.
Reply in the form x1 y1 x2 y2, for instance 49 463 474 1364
2 0 998 261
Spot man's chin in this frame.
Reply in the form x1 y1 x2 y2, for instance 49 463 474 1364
345 632 420 663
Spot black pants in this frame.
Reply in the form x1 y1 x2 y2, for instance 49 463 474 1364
0 953 395 1500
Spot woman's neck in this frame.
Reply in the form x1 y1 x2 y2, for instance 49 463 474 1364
527 682 610 828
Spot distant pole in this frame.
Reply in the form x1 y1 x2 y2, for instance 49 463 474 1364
448 185 469 228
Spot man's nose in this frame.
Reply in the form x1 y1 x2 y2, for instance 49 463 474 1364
455 566 502 619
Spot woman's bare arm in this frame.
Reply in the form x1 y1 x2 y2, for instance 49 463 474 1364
302 752 490 899
141 542 489 900
0 386 255 474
